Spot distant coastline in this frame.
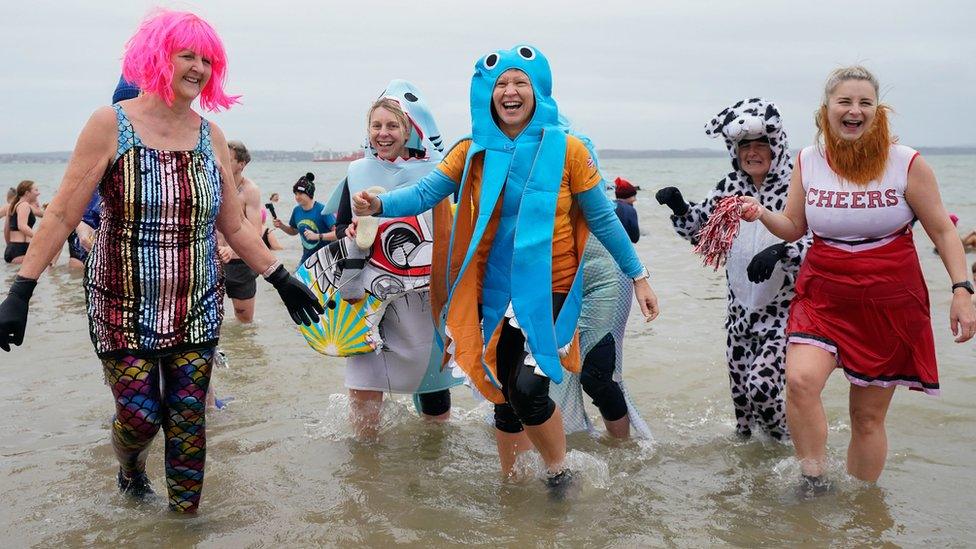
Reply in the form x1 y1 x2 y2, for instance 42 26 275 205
3 146 975 164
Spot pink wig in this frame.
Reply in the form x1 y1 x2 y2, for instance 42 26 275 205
121 9 240 112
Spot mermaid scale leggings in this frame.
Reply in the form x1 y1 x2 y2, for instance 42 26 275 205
102 347 213 513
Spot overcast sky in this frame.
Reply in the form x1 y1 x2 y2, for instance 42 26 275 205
1 0 973 153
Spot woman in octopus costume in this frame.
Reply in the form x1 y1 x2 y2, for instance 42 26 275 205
353 45 658 493
0 10 320 513
655 98 810 441
325 80 461 437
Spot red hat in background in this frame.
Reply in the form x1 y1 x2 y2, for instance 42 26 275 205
614 177 639 199
949 213 959 226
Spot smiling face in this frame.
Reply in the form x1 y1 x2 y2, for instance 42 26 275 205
491 69 535 138
170 49 212 102
368 105 409 161
736 139 773 184
826 79 877 142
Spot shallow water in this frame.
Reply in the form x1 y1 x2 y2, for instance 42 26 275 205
1 156 974 546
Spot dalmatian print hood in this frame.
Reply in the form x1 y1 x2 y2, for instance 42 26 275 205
704 98 795 312
705 98 791 190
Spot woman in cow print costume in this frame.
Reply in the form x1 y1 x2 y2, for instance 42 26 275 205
655 98 810 440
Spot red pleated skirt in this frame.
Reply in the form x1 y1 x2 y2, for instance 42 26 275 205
787 232 939 395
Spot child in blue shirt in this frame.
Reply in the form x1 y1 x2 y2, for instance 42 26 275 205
273 172 336 263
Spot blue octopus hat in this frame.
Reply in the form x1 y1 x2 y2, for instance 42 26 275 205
470 45 559 148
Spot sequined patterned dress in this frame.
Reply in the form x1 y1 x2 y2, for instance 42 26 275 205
85 104 224 358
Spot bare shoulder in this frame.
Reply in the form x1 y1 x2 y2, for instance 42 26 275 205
243 177 262 201
907 153 934 179
71 106 120 158
207 119 227 145
86 106 121 136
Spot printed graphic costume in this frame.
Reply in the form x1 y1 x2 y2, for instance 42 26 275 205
379 46 645 409
303 80 461 401
669 98 810 440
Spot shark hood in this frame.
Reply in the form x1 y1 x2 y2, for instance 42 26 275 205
369 79 445 161
325 80 445 212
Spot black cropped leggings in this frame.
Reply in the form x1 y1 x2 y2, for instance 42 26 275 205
417 389 451 416
493 294 566 433
580 333 628 422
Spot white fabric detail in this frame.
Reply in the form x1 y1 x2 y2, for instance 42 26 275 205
442 325 470 383
504 303 555 378
726 220 787 311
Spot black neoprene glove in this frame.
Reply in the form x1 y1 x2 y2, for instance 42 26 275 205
654 187 689 216
265 265 324 326
747 242 788 283
0 276 37 352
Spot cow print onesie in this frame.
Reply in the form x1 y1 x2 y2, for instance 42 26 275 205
670 98 811 440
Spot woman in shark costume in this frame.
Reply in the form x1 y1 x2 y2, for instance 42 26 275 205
327 80 460 432
353 46 658 489
655 98 810 440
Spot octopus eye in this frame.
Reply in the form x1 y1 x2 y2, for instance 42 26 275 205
517 46 536 60
483 53 499 69
404 92 418 102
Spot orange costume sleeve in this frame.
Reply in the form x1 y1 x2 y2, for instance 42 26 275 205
429 140 475 347
550 136 602 292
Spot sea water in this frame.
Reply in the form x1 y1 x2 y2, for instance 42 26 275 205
0 156 974 546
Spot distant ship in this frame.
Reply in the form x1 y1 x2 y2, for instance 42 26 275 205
312 150 365 162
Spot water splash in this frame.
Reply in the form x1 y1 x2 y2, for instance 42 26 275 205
304 394 420 441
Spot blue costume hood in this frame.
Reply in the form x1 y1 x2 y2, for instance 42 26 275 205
470 45 559 149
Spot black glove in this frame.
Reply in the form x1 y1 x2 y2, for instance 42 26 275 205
654 187 688 216
0 276 37 352
265 265 324 326
747 242 788 283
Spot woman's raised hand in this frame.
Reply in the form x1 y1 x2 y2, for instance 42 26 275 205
738 196 766 222
352 191 380 216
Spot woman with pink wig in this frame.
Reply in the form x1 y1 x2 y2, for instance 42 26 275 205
0 9 321 513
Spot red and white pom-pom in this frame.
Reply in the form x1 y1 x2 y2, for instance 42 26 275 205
693 196 743 270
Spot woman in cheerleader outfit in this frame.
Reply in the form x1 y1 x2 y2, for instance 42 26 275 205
740 66 975 495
